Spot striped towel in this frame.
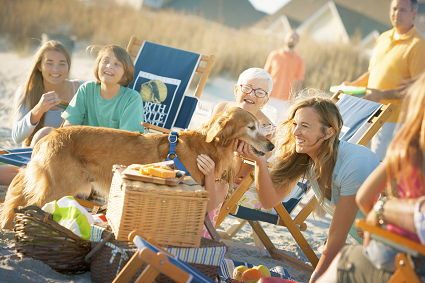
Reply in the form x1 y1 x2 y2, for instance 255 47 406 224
42 196 94 240
91 224 227 275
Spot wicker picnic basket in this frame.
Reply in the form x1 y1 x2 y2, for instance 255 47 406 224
14 205 91 274
106 165 210 247
90 228 226 283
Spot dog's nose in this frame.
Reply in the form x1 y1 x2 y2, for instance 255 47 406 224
268 143 275 152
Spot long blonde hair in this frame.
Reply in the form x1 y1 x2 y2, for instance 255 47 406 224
270 95 343 201
16 40 71 146
385 72 425 197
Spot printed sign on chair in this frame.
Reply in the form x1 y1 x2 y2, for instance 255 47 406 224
129 41 201 130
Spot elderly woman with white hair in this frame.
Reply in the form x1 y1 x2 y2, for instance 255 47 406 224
198 68 276 238
212 68 275 183
212 67 274 128
200 68 276 220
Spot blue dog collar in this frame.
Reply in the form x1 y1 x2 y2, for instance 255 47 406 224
166 132 190 176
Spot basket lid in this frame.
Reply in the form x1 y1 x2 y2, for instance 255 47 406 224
122 179 210 198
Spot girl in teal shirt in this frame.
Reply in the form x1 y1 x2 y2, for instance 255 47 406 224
62 45 144 133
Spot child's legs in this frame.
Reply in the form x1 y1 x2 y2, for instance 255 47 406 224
30 127 54 147
0 164 19 186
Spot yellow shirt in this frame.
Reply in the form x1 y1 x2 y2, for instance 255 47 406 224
368 27 425 122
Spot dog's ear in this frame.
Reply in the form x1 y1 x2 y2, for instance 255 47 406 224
216 118 236 147
206 116 230 144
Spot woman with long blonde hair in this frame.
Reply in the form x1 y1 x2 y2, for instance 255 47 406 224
0 40 81 185
316 72 425 283
12 40 81 146
237 94 380 282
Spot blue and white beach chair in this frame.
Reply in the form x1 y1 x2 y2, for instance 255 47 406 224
126 36 215 133
112 231 218 283
0 147 32 167
214 91 396 274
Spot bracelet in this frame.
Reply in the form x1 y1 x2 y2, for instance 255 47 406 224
374 196 391 225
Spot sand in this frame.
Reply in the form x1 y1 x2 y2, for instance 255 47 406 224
0 49 358 283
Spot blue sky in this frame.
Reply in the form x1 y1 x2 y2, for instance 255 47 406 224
248 0 291 14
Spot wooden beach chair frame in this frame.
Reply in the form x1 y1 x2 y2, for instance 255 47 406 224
331 90 396 147
113 230 216 283
214 91 396 275
356 219 425 283
126 36 215 133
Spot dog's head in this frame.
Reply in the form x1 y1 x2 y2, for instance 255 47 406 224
201 107 274 156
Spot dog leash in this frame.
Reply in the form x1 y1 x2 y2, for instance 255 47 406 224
166 132 191 176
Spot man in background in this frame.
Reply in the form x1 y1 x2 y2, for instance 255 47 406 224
264 30 305 123
343 0 425 161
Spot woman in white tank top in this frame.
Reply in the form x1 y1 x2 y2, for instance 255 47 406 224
1 40 82 185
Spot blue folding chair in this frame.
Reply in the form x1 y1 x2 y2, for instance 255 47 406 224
214 91 396 274
0 148 32 167
113 231 217 283
126 36 215 133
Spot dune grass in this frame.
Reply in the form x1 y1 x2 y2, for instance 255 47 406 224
0 0 369 91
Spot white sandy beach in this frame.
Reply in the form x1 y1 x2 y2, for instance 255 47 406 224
0 49 357 283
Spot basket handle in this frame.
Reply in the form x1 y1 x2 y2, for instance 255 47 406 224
84 232 114 263
14 205 53 221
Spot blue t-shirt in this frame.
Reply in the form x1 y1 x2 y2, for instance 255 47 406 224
62 81 144 133
310 140 380 243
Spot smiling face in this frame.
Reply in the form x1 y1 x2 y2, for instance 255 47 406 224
38 50 69 86
390 0 416 31
234 77 269 114
97 50 125 86
292 107 334 160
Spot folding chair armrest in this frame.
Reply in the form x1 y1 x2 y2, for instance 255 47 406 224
141 122 172 134
355 219 425 256
356 102 396 146
331 90 344 102
194 54 215 99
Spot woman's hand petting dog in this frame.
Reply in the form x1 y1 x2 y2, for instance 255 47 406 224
233 139 268 184
197 154 228 212
197 154 216 179
233 139 260 161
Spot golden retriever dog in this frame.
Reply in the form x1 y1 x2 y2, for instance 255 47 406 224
0 107 274 229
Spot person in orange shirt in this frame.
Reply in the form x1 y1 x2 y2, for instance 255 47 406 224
264 30 305 123
343 0 425 161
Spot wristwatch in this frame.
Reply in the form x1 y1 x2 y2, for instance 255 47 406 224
374 196 390 225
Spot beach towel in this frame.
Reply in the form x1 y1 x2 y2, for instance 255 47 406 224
42 196 94 240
